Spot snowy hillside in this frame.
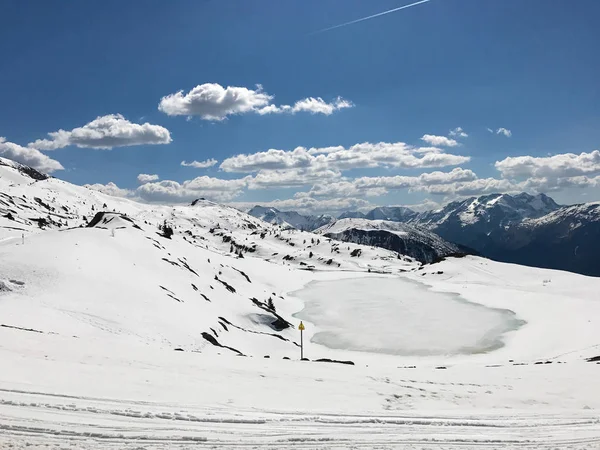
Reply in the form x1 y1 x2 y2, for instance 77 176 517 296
247 205 333 231
0 159 415 358
340 193 600 276
2 158 600 448
414 192 559 230
316 218 467 263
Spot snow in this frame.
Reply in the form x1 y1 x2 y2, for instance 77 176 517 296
247 205 333 231
292 275 524 356
317 218 411 236
1 160 600 448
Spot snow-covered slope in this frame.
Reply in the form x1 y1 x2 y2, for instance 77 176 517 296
499 201 600 276
340 193 600 276
413 194 600 275
316 218 467 263
414 193 559 230
0 159 414 358
2 158 600 448
247 205 333 231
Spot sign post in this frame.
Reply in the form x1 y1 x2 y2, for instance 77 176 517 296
298 321 305 359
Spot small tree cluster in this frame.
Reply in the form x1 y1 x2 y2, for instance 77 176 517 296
159 220 174 239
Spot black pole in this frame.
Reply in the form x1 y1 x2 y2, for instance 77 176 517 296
300 329 304 359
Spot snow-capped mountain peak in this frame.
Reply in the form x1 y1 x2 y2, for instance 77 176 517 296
247 205 333 231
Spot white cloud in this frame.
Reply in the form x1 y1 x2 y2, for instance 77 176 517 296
136 176 249 203
28 114 172 150
220 142 469 174
247 167 341 190
258 96 353 116
522 175 600 192
233 197 373 215
496 127 512 137
417 177 518 196
495 150 600 179
158 83 353 121
420 135 459 147
159 83 273 121
86 175 250 203
137 173 160 184
84 182 134 198
449 127 468 138
181 159 218 168
306 168 479 198
0 137 64 173
494 150 600 193
487 128 494 134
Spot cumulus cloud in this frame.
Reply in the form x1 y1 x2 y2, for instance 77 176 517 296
232 197 373 215
181 159 218 168
28 114 172 150
418 177 518 196
0 137 64 173
449 127 468 138
306 168 480 198
495 150 600 179
522 175 600 192
84 182 134 198
496 127 512 137
137 173 160 184
158 83 353 121
494 150 600 193
220 142 469 173
247 167 341 190
136 176 249 203
258 96 353 116
85 174 250 203
420 135 459 147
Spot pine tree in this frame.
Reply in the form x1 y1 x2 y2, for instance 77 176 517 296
267 297 276 311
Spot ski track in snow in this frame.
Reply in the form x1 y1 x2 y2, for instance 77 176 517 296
1 388 599 449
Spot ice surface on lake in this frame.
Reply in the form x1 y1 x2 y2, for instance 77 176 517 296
293 276 524 356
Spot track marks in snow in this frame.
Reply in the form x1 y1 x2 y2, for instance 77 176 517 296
1 391 599 449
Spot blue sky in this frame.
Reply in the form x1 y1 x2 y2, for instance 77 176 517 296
1 0 599 213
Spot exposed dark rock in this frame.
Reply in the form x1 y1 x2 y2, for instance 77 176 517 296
315 358 355 366
201 332 244 356
214 275 236 293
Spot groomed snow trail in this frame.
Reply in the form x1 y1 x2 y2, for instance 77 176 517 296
1 389 599 449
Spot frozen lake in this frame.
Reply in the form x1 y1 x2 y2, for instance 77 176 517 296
292 276 524 356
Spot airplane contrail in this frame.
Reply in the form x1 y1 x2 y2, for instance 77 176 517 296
310 0 431 35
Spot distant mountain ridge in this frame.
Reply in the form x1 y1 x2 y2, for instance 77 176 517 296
316 218 469 264
247 205 333 231
341 193 600 276
249 193 600 276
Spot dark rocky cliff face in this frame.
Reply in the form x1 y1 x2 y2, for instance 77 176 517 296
323 228 468 264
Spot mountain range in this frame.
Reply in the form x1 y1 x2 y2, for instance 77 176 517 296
247 205 333 231
249 193 600 276
315 218 468 264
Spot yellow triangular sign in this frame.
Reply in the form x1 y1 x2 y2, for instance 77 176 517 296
298 321 305 331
